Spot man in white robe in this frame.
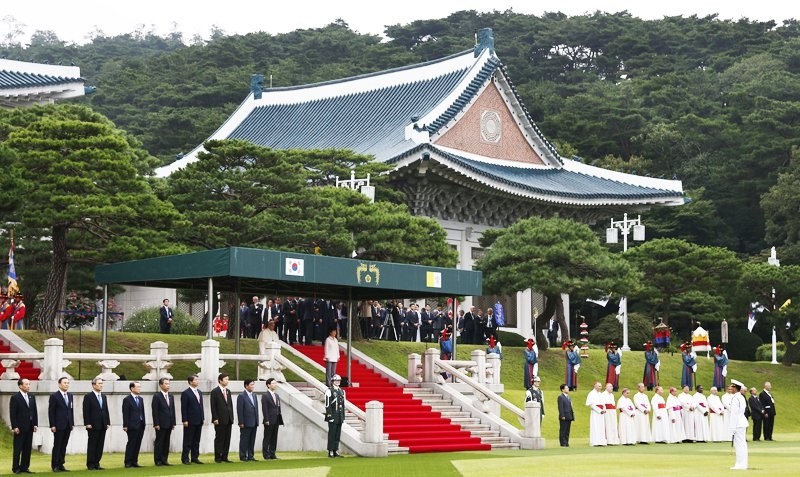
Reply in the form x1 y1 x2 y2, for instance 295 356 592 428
633 383 653 443
678 385 696 442
707 386 727 442
666 387 686 443
617 388 637 445
585 381 607 446
650 386 669 443
603 383 620 445
691 385 711 442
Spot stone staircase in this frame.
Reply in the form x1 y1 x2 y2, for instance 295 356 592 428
293 382 519 453
403 386 520 450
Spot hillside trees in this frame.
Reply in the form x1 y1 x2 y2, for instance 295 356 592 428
0 104 187 333
475 217 638 348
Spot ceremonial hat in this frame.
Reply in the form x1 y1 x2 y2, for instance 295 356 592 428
331 374 341 382
730 379 744 390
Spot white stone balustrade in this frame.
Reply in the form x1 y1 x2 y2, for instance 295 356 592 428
257 341 286 382
1 359 20 380
96 359 120 381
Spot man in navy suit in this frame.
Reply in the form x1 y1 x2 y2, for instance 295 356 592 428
160 299 174 334
180 374 204 464
48 377 74 472
10 378 38 474
83 377 111 470
236 378 259 461
210 373 234 463
557 383 575 447
151 377 175 466
261 377 284 460
122 381 146 468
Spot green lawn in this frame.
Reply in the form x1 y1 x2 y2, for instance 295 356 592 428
5 331 799 476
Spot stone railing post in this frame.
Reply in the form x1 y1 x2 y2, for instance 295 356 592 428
364 400 384 443
522 400 542 438
1 359 20 380
43 338 70 380
143 341 173 381
407 353 421 383
258 342 285 382
199 339 222 382
471 349 486 383
485 353 500 385
96 359 120 381
422 348 438 383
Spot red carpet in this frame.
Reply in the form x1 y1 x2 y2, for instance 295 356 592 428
0 338 40 380
293 344 491 453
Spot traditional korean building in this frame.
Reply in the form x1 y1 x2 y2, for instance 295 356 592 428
0 59 89 107
157 28 684 337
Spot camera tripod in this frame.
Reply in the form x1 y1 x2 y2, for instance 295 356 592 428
379 311 398 341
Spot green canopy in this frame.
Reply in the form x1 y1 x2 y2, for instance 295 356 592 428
95 246 482 299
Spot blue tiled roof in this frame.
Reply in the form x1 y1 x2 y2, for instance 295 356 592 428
413 148 683 201
227 66 470 159
0 69 81 89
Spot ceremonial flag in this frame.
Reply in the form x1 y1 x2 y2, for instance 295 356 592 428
586 294 610 307
779 298 791 311
7 237 19 296
616 297 627 324
493 302 505 326
747 311 757 332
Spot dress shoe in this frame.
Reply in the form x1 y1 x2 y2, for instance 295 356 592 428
132 464 142 468
125 465 133 468
13 471 21 475
191 460 204 464
162 463 172 466
59 468 68 472
155 463 163 466
52 469 61 473
334 452 343 458
182 461 191 465
328 451 335 458
23 471 34 474
222 459 233 463
95 467 105 471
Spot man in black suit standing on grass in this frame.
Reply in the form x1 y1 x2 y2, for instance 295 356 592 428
83 377 111 470
210 373 234 463
181 374 204 464
122 381 146 468
49 377 74 472
160 298 174 334
261 377 284 460
10 378 37 474
152 377 175 466
557 383 575 447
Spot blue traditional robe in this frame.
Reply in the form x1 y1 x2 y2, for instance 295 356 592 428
643 349 659 390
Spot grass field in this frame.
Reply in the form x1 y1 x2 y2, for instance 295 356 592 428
4 331 799 476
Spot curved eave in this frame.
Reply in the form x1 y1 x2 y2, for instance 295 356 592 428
388 146 684 207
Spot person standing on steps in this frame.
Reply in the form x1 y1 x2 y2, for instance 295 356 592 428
324 374 346 458
323 327 340 386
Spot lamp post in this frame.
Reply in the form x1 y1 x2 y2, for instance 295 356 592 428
606 213 645 351
768 246 780 365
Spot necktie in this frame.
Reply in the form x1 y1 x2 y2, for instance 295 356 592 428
165 393 170 407
251 393 256 407
63 393 69 405
194 389 199 402
97 394 102 408
23 393 29 406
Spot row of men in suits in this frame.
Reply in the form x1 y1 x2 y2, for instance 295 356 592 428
242 296 347 344
11 373 285 474
361 301 455 342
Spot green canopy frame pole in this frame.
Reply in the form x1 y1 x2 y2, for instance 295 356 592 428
207 278 214 340
101 285 108 353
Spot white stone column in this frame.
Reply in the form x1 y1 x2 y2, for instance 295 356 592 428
143 341 173 381
485 353 500 385
518 289 533 338
364 401 384 443
43 338 70 380
422 348 438 383
407 353 421 383
522 400 542 437
199 339 221 382
471 349 486 383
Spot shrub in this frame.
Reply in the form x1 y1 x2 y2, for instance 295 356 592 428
725 328 763 361
122 307 199 335
754 342 800 363
588 312 653 350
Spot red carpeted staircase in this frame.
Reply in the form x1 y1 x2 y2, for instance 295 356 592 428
294 344 491 453
0 338 40 380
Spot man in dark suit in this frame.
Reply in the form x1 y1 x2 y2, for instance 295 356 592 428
557 383 575 447
248 296 264 339
83 377 111 470
180 374 204 464
151 377 175 466
236 378 259 461
159 298 174 334
210 373 234 463
10 378 38 474
121 381 146 468
759 381 776 441
48 376 74 472
261 377 284 460
748 387 766 441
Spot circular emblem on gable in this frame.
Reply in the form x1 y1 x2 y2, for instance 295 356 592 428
480 110 502 143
